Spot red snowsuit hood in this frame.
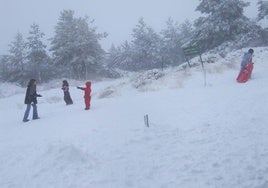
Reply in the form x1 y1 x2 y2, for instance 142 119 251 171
86 81 91 88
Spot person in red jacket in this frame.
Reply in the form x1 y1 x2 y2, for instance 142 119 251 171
77 81 91 110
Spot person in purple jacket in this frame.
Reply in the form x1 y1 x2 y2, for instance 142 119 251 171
62 80 73 105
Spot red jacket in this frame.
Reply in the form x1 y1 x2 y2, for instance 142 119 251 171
77 81 91 98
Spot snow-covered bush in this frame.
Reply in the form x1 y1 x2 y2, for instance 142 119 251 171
98 87 116 99
132 69 164 89
0 82 24 98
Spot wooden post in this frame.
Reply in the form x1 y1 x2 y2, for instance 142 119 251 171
199 54 207 86
144 114 149 127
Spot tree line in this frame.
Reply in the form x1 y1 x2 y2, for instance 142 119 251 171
1 0 268 86
0 10 108 85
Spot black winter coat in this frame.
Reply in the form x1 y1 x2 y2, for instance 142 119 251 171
24 86 41 104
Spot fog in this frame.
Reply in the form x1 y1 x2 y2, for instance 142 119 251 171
0 0 258 55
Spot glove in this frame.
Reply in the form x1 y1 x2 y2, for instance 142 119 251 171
37 94 42 97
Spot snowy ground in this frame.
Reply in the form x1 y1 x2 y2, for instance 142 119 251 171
1 47 268 188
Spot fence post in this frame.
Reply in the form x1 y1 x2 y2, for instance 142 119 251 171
144 114 149 127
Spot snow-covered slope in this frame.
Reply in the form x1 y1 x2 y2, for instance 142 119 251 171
0 47 268 188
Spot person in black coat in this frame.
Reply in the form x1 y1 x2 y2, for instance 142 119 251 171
62 80 73 105
22 79 42 122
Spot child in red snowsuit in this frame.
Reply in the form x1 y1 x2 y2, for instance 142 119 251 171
77 81 91 110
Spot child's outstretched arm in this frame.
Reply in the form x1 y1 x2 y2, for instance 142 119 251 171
77 86 86 91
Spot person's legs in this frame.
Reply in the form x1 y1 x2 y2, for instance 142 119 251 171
84 97 90 110
64 94 68 105
23 104 31 122
32 104 39 119
66 92 73 104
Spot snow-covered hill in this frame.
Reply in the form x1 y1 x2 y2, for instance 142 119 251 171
1 47 268 188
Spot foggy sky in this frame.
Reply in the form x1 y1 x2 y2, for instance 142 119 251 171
0 0 258 55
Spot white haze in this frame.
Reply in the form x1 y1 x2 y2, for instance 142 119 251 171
0 0 258 54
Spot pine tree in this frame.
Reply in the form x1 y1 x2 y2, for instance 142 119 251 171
178 19 194 46
258 0 268 21
159 18 186 67
118 41 134 70
192 0 260 51
131 18 161 70
0 55 12 82
50 10 106 79
105 44 122 68
26 23 51 83
50 9 77 77
0 33 28 84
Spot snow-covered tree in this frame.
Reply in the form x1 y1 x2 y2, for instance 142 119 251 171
106 43 128 69
131 18 161 70
105 44 120 68
106 18 194 71
0 55 13 82
50 10 106 79
258 0 268 21
178 19 194 46
107 18 161 71
118 41 135 70
0 33 28 84
159 18 187 67
9 32 27 70
26 23 52 83
106 41 136 70
50 10 75 66
192 0 261 51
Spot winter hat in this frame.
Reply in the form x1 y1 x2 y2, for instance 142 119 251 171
86 81 91 87
248 49 254 54
63 80 68 85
